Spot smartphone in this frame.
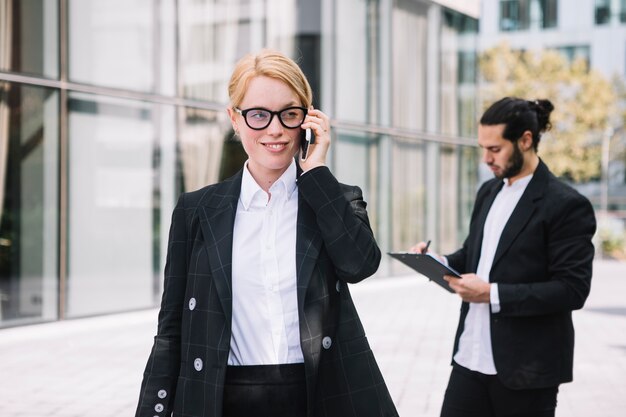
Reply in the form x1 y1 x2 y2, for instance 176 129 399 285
300 128 314 160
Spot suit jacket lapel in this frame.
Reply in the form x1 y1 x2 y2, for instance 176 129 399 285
295 187 323 408
295 191 323 312
491 160 548 269
198 171 242 320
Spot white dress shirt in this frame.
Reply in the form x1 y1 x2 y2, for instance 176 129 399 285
453 174 533 374
228 159 304 365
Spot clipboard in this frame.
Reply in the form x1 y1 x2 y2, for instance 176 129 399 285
387 252 461 293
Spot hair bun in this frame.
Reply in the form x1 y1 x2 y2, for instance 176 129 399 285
531 99 554 132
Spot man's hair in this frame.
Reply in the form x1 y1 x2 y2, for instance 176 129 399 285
480 97 554 151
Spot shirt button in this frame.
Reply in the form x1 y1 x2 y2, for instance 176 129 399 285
335 281 341 293
157 389 167 399
154 403 164 412
194 358 203 371
189 297 196 311
322 336 332 350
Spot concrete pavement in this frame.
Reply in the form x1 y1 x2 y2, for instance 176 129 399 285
1 260 625 416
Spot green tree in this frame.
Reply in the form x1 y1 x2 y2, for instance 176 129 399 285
479 43 617 182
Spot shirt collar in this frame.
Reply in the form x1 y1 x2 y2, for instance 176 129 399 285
503 172 533 191
240 159 298 210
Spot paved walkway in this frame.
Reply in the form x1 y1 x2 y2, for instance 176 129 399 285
1 260 625 416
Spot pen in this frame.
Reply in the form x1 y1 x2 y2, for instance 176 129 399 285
423 240 431 254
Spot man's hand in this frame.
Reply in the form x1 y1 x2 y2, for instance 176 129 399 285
444 273 491 303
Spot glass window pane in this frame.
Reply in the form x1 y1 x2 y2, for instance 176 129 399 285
178 107 230 192
595 0 611 24
390 137 426 267
0 82 59 327
556 45 590 68
68 0 176 94
66 93 174 317
178 0 298 102
0 0 59 78
334 0 369 123
441 10 478 138
393 0 429 130
500 0 530 31
540 0 557 28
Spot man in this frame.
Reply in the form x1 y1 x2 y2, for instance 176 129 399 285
412 97 596 417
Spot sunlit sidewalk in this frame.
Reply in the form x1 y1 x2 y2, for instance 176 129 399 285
1 260 625 417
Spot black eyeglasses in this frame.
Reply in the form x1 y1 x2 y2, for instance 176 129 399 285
235 106 307 130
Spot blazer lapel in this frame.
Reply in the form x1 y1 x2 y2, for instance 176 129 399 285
198 171 242 320
295 192 323 311
491 160 549 269
295 188 323 408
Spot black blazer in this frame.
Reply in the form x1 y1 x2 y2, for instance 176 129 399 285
136 166 398 417
446 160 596 390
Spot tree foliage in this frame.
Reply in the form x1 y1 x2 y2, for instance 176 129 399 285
479 43 617 182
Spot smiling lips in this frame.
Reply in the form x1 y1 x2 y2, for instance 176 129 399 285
263 142 289 152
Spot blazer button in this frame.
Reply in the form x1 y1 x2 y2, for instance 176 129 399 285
322 336 332 350
194 358 203 371
154 403 164 412
157 389 167 399
189 297 196 311
335 280 341 293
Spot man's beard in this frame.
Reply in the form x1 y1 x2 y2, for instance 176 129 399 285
496 141 524 180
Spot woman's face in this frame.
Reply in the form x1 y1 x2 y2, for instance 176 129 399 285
229 76 303 184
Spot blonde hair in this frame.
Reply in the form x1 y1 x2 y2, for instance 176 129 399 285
228 49 313 109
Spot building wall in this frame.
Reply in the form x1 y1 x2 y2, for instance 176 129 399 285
479 0 626 80
0 0 479 327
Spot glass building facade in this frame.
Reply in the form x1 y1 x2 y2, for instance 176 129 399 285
0 0 479 327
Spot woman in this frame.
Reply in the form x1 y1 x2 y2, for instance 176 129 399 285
135 50 398 417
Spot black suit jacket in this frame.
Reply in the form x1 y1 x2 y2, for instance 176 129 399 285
136 165 398 417
446 160 596 390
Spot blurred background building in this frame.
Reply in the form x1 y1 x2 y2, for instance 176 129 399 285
0 0 480 327
4 0 625 329
479 0 626 215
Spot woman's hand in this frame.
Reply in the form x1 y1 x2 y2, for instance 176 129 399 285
299 107 331 172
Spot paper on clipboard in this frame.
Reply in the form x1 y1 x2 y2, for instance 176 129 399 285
387 252 461 293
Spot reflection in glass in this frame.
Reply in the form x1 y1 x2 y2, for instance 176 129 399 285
392 0 428 130
68 0 176 94
67 93 175 317
441 9 478 138
0 0 59 78
0 82 59 326
178 0 297 102
178 107 230 192
334 0 369 123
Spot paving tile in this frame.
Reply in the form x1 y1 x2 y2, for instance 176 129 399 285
0 260 624 416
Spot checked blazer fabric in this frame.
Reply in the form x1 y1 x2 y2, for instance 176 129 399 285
445 159 596 390
135 165 398 417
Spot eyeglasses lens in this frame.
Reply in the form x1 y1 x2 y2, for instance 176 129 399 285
244 107 306 129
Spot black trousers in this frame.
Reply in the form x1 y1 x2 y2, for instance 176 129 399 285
222 363 307 417
440 363 559 417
